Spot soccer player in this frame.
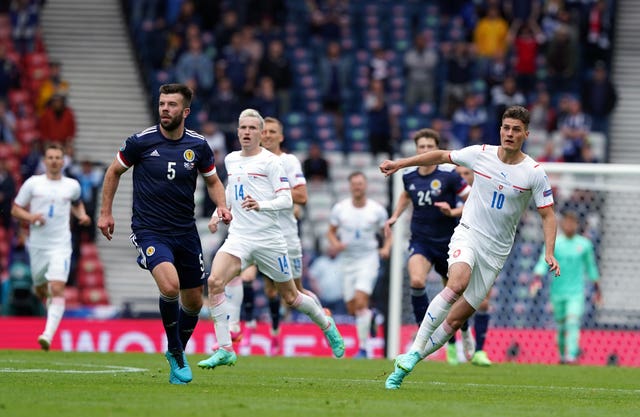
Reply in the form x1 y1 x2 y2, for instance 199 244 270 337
384 129 476 365
327 171 392 358
197 109 344 370
11 144 92 351
227 116 326 356
455 165 494 366
97 83 231 385
531 210 601 364
380 106 560 389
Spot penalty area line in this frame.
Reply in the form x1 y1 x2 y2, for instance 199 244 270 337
0 361 147 374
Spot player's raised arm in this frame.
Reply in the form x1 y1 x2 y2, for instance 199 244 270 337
380 150 452 177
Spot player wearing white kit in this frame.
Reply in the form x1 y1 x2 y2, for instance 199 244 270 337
11 144 91 350
198 109 344 370
380 106 560 389
327 171 392 358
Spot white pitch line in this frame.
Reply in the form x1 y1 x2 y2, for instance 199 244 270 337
284 377 640 394
0 360 147 374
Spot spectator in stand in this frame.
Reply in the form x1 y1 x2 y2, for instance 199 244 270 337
200 120 228 218
259 39 292 115
490 75 527 134
440 41 476 118
214 9 240 52
0 156 16 229
68 157 104 242
528 89 558 134
207 76 241 153
302 142 330 183
581 61 617 134
508 19 545 98
174 35 214 100
364 79 392 158
318 40 352 116
250 76 279 119
255 15 284 51
168 0 201 41
0 99 17 145
19 136 42 180
9 0 40 54
452 93 488 146
559 96 591 163
36 61 70 116
0 44 21 99
403 31 438 108
219 31 253 99
308 0 346 43
546 23 579 94
584 0 613 68
38 93 76 148
369 47 390 90
473 4 509 70
239 25 264 65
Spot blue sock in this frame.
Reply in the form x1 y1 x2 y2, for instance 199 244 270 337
474 312 490 351
242 281 255 322
410 286 429 324
178 306 199 349
269 297 280 332
159 294 181 351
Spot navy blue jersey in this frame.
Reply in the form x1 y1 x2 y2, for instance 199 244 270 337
402 165 468 246
117 125 216 233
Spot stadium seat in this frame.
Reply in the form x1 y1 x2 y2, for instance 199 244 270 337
80 287 110 306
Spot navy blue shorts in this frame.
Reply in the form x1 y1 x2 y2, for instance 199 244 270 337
129 229 205 289
408 238 449 279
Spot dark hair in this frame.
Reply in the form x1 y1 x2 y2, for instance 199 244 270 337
412 128 440 147
502 106 530 128
348 171 366 181
159 83 193 108
263 116 283 132
45 143 65 155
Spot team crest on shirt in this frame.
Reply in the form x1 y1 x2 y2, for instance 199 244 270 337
146 246 155 256
430 179 442 196
183 149 195 162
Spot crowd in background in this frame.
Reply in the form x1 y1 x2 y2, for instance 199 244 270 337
0 0 618 319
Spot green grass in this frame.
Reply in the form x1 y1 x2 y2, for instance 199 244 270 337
1 350 638 417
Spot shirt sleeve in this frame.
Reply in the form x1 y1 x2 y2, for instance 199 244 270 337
198 140 217 177
449 145 482 169
117 134 142 169
531 166 554 208
288 154 307 188
13 177 33 207
583 239 600 281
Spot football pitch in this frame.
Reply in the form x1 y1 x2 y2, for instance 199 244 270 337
0 350 638 417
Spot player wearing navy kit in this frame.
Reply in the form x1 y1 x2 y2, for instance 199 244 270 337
381 106 560 389
385 128 476 364
97 84 231 385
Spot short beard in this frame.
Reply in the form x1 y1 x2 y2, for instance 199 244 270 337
161 116 182 132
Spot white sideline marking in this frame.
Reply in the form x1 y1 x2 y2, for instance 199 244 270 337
286 377 640 394
0 360 147 374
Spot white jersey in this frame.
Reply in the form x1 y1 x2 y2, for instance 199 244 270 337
224 148 291 240
278 152 306 237
329 197 388 259
450 144 554 258
13 174 81 249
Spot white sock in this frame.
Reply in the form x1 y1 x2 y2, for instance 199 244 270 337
411 287 458 353
291 292 329 329
355 308 373 351
209 292 232 350
43 296 65 340
422 320 455 357
225 276 243 333
303 288 323 309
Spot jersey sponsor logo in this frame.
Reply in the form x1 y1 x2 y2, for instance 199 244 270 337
183 149 195 162
145 246 155 256
150 149 160 157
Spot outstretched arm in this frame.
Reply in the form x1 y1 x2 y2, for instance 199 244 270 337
97 159 128 240
380 150 452 177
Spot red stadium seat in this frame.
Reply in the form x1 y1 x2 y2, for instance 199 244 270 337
80 242 99 258
77 270 105 290
23 52 49 70
64 286 81 308
80 287 110 305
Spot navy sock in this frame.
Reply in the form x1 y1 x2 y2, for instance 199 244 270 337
242 281 255 322
178 306 199 349
269 297 281 331
159 294 181 351
410 286 429 324
461 320 469 331
474 312 490 351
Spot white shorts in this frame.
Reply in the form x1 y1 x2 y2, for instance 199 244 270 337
29 246 72 286
448 227 503 310
339 251 380 302
219 235 292 282
284 232 303 279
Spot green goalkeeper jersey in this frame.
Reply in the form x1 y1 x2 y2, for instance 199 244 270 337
534 234 600 297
